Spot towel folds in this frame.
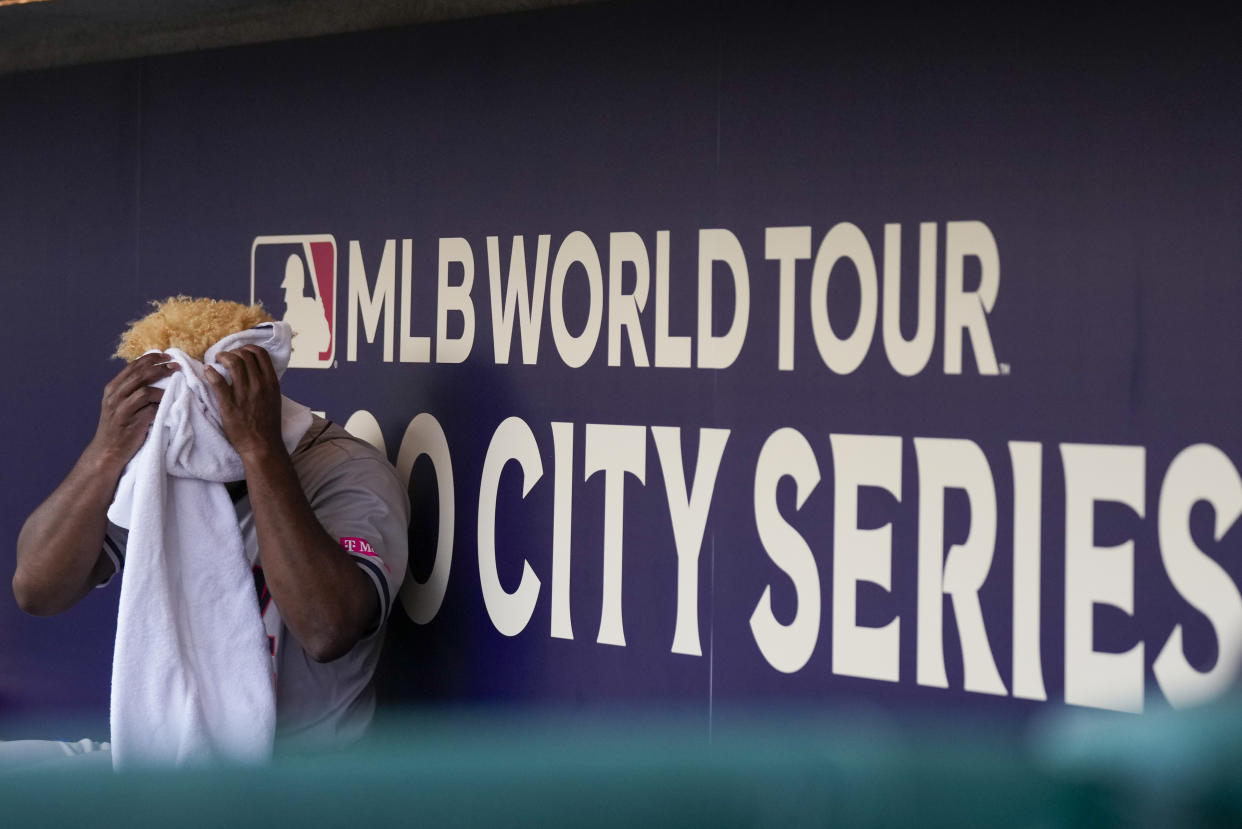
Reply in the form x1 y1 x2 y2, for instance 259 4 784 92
106 322 311 768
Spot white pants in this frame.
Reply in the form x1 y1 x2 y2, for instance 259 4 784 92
0 738 111 772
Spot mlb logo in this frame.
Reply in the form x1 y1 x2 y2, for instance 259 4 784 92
250 235 337 369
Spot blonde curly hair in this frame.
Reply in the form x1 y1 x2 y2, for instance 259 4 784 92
114 296 275 362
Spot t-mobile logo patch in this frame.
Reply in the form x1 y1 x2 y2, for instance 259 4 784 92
250 235 337 369
340 536 376 553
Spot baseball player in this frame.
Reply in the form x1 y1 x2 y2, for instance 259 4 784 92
10 298 409 766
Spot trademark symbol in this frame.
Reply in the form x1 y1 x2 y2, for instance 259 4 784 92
999 362 1011 375
333 360 338 368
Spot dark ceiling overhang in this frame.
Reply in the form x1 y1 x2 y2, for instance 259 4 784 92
0 0 600 76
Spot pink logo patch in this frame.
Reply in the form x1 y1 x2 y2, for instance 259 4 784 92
340 536 389 572
340 537 376 555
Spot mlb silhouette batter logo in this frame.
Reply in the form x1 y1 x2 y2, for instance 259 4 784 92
250 235 337 368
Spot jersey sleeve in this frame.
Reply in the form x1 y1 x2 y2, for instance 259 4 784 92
304 453 410 636
95 522 129 589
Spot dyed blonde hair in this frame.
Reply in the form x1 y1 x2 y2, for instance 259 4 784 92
114 296 274 362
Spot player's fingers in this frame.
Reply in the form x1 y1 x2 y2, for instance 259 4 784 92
236 345 274 391
118 356 174 397
107 353 174 401
206 365 242 415
133 401 159 429
112 351 164 379
232 347 265 398
248 345 279 388
204 366 233 405
116 385 164 420
214 352 245 393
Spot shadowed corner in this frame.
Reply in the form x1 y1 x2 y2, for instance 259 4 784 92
373 355 525 706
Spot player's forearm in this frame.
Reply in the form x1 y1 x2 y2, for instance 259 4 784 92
239 445 377 662
14 443 126 615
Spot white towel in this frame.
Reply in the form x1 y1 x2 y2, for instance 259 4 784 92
106 322 312 768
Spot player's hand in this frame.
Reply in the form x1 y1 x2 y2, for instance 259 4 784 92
205 345 284 460
86 353 177 471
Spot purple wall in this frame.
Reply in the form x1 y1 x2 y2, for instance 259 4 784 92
3 2 1241 730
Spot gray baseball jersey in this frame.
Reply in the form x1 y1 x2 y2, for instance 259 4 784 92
101 417 410 751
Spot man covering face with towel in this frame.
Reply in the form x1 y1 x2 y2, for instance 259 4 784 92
12 297 410 768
